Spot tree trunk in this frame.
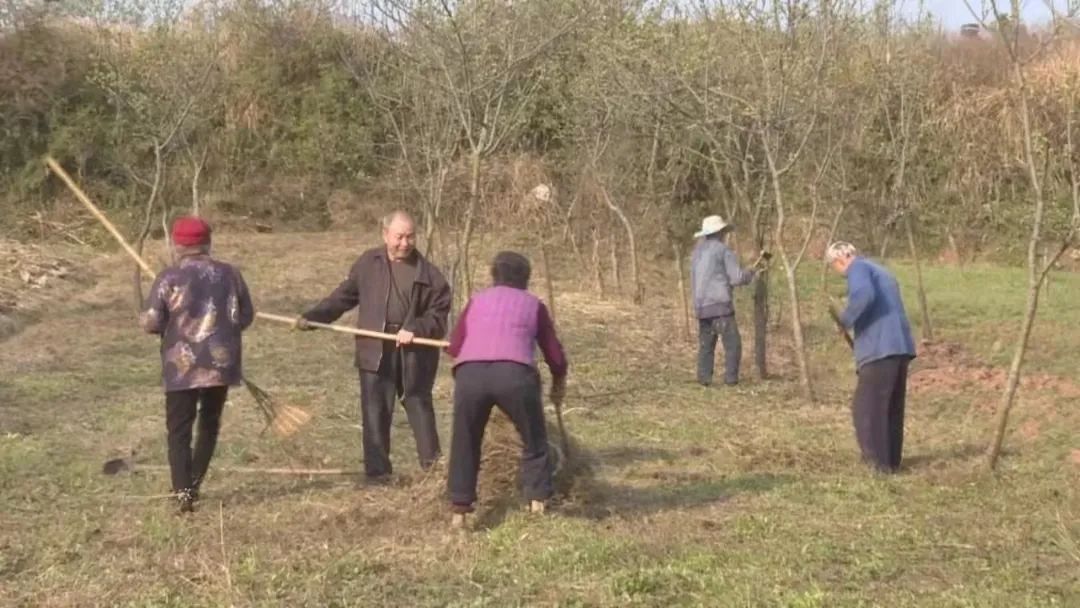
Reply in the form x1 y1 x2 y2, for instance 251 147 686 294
948 230 963 270
447 257 460 328
753 269 768 379
424 217 438 261
599 186 642 304
133 142 164 311
987 15 1050 470
423 164 449 261
592 228 605 297
987 280 1042 470
646 120 660 215
568 231 583 267
191 144 207 216
162 208 173 265
460 146 482 294
1041 244 1051 302
904 211 934 342
540 239 557 322
609 235 620 293
673 240 691 342
762 132 813 403
820 204 845 288
777 263 813 401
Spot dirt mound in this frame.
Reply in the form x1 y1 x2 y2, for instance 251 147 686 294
910 340 1080 398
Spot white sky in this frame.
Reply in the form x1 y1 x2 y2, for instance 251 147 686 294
901 0 1073 29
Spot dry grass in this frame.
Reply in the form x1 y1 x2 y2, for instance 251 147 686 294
0 238 92 339
1 231 1078 606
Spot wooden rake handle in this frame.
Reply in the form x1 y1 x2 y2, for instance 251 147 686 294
255 312 450 349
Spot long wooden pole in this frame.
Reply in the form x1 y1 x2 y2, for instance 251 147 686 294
255 312 449 348
45 156 155 277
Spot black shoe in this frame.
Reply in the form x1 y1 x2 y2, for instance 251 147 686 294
176 488 196 514
363 473 393 487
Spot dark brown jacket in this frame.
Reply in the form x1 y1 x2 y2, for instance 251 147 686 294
302 247 451 394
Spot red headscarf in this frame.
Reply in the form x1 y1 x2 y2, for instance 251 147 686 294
171 216 211 247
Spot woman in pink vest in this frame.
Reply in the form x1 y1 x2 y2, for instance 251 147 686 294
445 251 568 527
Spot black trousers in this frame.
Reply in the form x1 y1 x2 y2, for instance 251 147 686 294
448 361 554 509
358 344 441 477
697 315 742 386
165 386 228 493
852 356 909 472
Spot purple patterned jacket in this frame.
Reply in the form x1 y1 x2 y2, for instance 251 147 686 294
139 254 255 392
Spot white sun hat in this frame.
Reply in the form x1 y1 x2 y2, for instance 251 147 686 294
693 215 731 238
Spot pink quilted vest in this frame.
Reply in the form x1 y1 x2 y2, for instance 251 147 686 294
452 286 540 368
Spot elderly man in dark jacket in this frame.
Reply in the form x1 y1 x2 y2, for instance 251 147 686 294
140 216 255 513
297 211 451 480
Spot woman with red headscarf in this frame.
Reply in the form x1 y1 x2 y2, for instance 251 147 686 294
139 216 254 513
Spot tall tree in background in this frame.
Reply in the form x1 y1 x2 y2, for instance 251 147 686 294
972 0 1080 470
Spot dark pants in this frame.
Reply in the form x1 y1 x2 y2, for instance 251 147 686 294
698 315 742 386
448 361 554 509
165 386 227 493
358 343 441 477
852 356 909 472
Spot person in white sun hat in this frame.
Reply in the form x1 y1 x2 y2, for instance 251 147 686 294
689 215 766 387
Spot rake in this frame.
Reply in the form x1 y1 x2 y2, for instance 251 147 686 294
244 378 311 438
44 155 309 438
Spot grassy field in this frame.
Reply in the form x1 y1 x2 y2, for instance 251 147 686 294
1 231 1078 607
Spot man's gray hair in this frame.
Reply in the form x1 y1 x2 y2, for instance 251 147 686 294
825 241 857 264
381 210 415 230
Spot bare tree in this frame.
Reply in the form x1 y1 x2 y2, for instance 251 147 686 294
750 0 836 403
365 1 576 308
90 20 218 308
965 0 1080 470
339 30 459 262
872 4 936 342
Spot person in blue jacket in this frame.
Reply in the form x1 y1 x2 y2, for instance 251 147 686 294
826 241 916 473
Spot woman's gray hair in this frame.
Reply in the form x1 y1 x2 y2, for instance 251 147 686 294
825 241 857 264
491 251 531 289
173 243 210 257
